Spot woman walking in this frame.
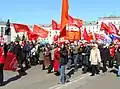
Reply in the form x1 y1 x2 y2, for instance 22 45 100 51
89 44 101 76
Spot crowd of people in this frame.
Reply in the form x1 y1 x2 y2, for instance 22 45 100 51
0 40 120 85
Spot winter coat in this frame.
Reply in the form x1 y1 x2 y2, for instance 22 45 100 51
89 47 101 65
60 47 68 66
115 50 120 65
53 47 60 72
14 44 23 61
100 47 110 62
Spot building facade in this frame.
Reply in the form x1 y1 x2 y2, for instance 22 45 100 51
0 16 120 43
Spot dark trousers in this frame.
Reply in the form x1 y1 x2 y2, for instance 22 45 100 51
17 56 24 72
102 61 107 72
0 64 4 84
109 57 114 68
91 65 99 75
31 55 37 66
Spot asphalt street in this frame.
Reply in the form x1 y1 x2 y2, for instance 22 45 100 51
0 66 120 89
0 51 120 89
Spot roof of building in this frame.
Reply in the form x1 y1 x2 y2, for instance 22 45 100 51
83 21 98 25
99 16 120 20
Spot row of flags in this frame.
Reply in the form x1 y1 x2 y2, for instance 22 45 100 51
11 0 120 44
13 24 48 41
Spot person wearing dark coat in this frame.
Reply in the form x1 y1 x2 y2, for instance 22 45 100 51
3 43 8 59
59 44 68 84
82 45 91 74
100 45 110 73
115 46 120 77
22 41 31 69
14 41 24 72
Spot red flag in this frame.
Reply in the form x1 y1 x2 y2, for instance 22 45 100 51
74 30 81 40
33 25 48 38
108 22 119 34
13 23 30 32
68 15 74 25
52 20 60 30
27 31 39 41
100 22 110 34
88 32 94 41
94 33 104 40
65 30 80 41
3 52 18 71
82 28 90 42
74 19 83 28
60 0 69 37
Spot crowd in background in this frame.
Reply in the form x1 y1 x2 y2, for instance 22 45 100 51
0 40 120 85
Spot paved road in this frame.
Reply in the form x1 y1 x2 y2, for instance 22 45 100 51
0 66 120 89
0 51 120 89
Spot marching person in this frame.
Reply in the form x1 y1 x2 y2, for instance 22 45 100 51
100 44 110 73
115 46 120 77
109 43 115 68
3 43 8 59
43 44 52 73
73 43 80 72
0 44 4 86
89 44 101 76
59 43 68 84
30 44 37 66
53 44 60 75
14 41 24 72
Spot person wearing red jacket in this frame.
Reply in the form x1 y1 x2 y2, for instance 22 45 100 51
109 43 116 68
0 44 4 86
53 44 60 75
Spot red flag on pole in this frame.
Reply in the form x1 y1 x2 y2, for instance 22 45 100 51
108 22 119 34
74 19 83 28
100 22 110 34
68 15 74 25
13 23 30 32
60 0 69 37
82 28 90 42
94 33 104 40
27 31 39 41
33 25 48 38
52 20 60 30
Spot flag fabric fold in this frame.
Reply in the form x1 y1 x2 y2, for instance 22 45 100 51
74 19 83 28
60 0 69 37
100 22 110 34
52 20 60 30
108 22 119 34
82 28 90 42
68 15 74 25
13 23 30 33
33 25 48 38
88 32 94 41
27 31 39 41
94 33 104 40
